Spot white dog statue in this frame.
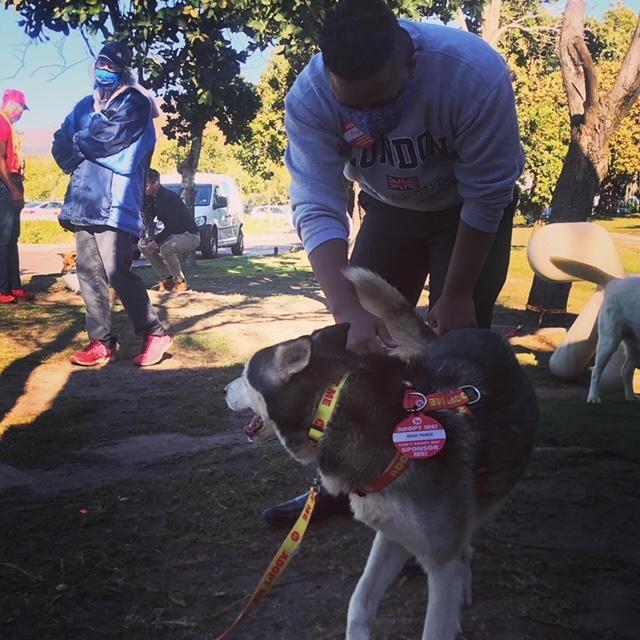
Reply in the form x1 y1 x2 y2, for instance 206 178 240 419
527 221 637 399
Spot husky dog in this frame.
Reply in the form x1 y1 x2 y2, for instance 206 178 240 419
226 267 538 640
550 257 639 403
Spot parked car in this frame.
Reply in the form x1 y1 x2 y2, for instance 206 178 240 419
161 172 245 258
249 204 294 230
22 200 63 217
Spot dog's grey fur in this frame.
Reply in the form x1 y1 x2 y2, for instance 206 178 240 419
550 257 640 403
226 268 538 640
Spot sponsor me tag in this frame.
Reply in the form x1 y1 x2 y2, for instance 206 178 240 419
392 413 446 459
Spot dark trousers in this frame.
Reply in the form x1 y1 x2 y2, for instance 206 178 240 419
75 226 164 343
0 179 22 295
350 193 517 329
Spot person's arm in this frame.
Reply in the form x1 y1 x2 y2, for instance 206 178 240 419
285 80 393 353
0 141 23 210
140 195 157 244
430 65 523 334
308 238 395 354
52 101 89 174
428 222 494 333
75 90 150 161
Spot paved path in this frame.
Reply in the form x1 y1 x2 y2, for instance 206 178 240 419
18 230 302 278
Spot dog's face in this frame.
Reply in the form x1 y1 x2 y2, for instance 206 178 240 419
59 251 77 274
225 324 350 464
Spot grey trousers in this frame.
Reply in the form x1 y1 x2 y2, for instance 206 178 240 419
75 226 164 343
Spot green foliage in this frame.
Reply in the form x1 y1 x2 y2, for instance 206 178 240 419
23 156 68 201
4 0 260 148
586 4 638 62
19 220 73 244
512 61 570 220
240 53 290 177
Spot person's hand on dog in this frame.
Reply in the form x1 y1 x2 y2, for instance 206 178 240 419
428 292 477 335
145 240 160 255
335 302 396 354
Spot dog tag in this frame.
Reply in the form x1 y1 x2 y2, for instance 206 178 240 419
392 413 446 459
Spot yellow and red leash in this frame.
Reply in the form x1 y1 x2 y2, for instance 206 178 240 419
213 481 320 640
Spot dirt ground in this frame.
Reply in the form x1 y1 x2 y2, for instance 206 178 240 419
1 250 639 640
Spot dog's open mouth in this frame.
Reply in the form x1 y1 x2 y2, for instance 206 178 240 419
244 414 264 439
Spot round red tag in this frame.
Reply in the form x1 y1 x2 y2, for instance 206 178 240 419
392 413 446 459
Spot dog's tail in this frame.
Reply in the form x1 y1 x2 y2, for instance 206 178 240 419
344 267 435 360
549 257 619 288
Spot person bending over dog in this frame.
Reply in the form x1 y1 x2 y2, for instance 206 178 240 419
265 0 524 527
52 43 172 367
139 168 200 293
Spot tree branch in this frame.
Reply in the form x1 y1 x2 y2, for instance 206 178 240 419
80 27 97 58
608 15 640 126
559 0 599 119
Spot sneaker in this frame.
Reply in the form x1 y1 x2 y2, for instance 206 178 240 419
0 293 17 304
172 280 189 293
70 340 116 366
134 334 173 367
11 288 35 301
151 277 174 292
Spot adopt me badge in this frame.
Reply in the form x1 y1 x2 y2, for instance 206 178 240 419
392 413 446 459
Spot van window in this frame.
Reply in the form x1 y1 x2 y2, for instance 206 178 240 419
163 184 212 206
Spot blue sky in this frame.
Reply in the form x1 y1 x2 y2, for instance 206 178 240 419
1 0 637 131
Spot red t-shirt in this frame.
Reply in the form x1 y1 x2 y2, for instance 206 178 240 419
0 113 23 175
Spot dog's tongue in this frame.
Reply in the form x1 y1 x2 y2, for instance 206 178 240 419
244 414 263 438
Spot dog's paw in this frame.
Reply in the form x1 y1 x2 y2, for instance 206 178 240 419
586 396 601 404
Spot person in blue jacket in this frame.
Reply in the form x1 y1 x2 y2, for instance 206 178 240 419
264 0 525 527
53 42 173 367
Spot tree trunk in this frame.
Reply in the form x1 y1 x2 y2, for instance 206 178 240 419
524 2 640 327
177 133 203 214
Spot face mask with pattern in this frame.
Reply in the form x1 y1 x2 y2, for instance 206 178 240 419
95 67 122 90
337 75 417 140
2 102 24 124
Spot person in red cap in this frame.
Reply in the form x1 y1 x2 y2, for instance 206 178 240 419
0 88 34 304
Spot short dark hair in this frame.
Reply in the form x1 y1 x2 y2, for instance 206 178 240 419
319 0 399 81
147 168 160 183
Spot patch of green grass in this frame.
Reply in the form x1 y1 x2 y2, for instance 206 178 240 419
593 215 640 233
175 333 237 362
538 397 640 461
20 220 74 244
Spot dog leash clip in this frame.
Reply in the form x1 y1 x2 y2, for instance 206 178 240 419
403 390 427 412
459 385 481 405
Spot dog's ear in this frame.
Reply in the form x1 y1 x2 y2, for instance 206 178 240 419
273 336 312 382
311 323 350 351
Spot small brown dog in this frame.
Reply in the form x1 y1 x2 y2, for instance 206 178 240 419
59 251 118 305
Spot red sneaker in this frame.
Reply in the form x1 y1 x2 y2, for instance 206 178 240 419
0 294 16 304
134 334 173 367
11 289 35 301
70 340 116 366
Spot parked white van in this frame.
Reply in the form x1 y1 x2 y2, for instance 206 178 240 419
160 172 245 258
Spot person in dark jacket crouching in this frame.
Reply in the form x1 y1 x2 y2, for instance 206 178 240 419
140 169 200 293
52 42 172 367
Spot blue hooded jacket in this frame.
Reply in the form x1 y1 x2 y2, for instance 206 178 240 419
52 87 156 237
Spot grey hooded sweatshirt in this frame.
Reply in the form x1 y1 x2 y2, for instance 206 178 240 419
285 21 525 255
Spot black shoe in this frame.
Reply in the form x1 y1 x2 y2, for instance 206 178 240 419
263 486 351 528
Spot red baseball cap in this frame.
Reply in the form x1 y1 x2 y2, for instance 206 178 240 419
2 89 29 110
